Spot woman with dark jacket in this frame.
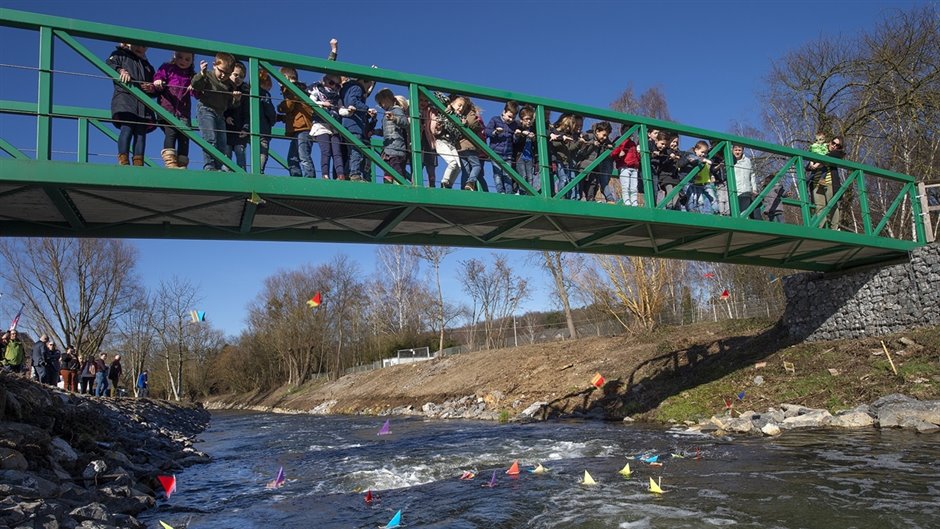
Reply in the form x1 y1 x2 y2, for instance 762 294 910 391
106 43 156 166
79 355 95 395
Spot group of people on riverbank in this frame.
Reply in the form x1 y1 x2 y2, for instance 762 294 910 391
0 330 146 397
104 39 849 228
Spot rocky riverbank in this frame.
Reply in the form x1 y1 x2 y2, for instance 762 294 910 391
0 372 210 529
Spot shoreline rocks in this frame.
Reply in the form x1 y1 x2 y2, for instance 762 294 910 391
688 393 940 437
1 372 210 529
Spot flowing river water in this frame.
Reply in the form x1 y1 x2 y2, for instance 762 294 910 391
140 411 940 529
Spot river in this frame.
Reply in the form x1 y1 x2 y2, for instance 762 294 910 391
139 411 940 529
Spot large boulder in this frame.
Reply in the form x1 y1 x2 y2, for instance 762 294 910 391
870 394 940 429
781 409 833 429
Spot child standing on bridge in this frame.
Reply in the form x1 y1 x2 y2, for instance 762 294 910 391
278 67 315 177
513 106 538 193
190 52 240 171
152 50 194 169
106 43 156 167
486 101 518 194
374 88 409 181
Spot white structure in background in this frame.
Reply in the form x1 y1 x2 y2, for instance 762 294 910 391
382 347 432 368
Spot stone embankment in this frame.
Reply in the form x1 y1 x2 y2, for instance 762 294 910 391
0 373 210 529
686 393 940 437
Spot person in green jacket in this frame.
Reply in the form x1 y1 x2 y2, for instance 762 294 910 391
2 330 26 373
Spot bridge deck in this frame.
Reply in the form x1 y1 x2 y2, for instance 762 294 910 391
0 159 916 271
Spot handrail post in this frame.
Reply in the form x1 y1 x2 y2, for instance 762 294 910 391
535 104 551 198
795 156 812 227
638 124 654 208
911 181 927 243
855 171 873 236
724 141 739 217
37 26 54 160
77 118 88 163
248 58 261 174
408 83 423 186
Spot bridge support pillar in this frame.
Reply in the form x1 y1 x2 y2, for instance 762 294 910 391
781 243 940 342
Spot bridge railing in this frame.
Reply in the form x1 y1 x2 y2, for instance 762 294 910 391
0 8 928 246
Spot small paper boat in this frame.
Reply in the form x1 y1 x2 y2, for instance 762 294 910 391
649 476 665 494
381 509 402 528
459 470 476 480
266 466 285 489
506 461 520 475
159 522 174 529
529 463 549 474
377 419 391 436
481 470 498 488
365 489 374 504
157 475 176 499
580 470 597 485
618 462 631 477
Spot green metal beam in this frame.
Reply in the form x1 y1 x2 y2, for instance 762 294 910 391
725 237 794 258
575 223 639 248
810 170 859 228
370 206 415 238
239 196 259 234
554 124 638 200
88 119 157 167
873 182 911 237
408 83 423 186
638 124 655 208
535 104 551 197
740 156 796 219
36 26 53 161
0 138 28 159
482 215 541 242
657 141 726 210
655 232 722 253
42 186 85 229
786 245 853 264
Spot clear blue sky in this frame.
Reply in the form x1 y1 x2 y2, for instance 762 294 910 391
0 0 925 337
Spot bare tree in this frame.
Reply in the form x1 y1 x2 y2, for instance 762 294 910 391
0 238 139 360
114 294 156 397
370 246 425 335
409 245 455 353
538 251 579 339
151 277 201 401
460 253 529 348
576 256 672 332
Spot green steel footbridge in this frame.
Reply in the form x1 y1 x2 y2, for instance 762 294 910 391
0 9 930 271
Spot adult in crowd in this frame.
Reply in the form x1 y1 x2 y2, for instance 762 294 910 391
2 330 26 373
60 345 79 392
79 354 95 394
93 353 109 397
807 136 845 230
732 144 761 220
31 334 49 383
45 340 61 386
108 354 123 397
136 369 149 398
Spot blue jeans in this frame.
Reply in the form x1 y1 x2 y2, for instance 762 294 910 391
516 158 537 194
555 163 574 199
287 131 315 177
347 132 366 179
595 171 616 202
460 152 485 190
196 102 228 170
688 184 716 213
314 133 344 179
492 156 515 194
225 143 247 170
619 168 639 206
117 123 147 156
94 372 109 397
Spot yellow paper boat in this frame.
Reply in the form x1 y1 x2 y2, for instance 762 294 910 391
618 462 631 477
159 522 175 529
649 476 664 494
531 463 549 474
580 470 597 485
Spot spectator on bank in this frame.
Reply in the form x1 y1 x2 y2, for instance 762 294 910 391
137 370 149 398
109 354 123 397
93 353 109 397
31 334 49 383
45 340 61 386
61 346 79 393
2 330 26 373
79 354 95 394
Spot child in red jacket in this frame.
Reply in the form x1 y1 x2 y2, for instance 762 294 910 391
611 124 640 206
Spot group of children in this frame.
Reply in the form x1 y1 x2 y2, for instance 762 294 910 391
105 41 842 226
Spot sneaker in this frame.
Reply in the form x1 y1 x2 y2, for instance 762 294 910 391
464 183 476 191
350 174 364 182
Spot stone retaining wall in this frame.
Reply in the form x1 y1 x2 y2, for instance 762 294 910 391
781 243 940 341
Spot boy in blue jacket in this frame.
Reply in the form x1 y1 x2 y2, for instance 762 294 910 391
340 77 376 181
485 101 519 194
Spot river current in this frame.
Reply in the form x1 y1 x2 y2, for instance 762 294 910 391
139 411 940 529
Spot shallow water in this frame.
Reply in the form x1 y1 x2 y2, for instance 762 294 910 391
140 411 940 529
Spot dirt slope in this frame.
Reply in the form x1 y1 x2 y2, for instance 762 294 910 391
209 318 940 422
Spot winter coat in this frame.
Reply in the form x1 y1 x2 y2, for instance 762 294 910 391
576 132 614 174
191 69 236 115
278 81 313 135
106 46 156 128
456 110 483 152
259 87 277 136
225 81 251 146
612 138 640 170
47 347 61 373
733 155 757 194
381 106 409 158
30 340 47 368
108 360 123 383
513 122 536 162
153 61 194 119
549 130 579 166
485 115 517 159
308 81 340 136
3 339 25 368
340 80 370 135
